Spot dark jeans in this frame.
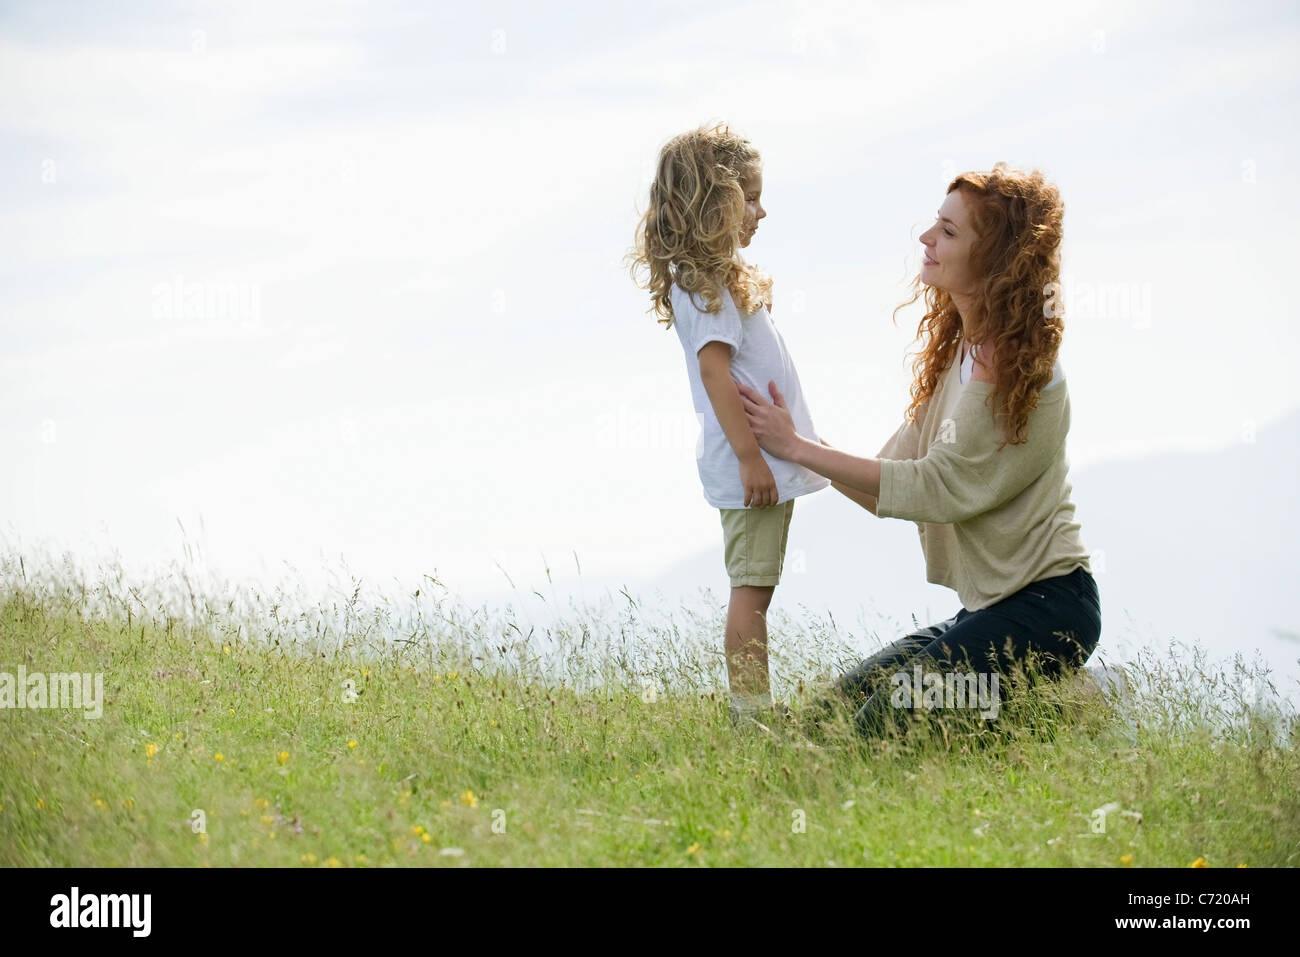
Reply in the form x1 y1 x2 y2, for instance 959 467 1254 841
822 564 1102 738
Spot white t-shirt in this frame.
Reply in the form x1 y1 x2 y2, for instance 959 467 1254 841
670 282 831 509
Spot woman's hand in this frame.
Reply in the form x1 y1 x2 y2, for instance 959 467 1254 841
735 379 800 461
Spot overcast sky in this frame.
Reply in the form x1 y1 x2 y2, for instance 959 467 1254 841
2 0 1297 627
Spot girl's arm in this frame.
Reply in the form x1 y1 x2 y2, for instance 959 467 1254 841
699 342 778 506
699 342 763 462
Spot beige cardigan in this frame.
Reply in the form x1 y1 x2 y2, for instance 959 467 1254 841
876 337 1093 611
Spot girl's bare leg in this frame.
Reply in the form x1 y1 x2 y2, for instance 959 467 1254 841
725 584 775 698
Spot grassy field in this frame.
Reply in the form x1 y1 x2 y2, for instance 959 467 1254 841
1 548 1296 867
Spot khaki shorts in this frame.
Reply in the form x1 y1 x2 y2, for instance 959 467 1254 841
719 499 795 588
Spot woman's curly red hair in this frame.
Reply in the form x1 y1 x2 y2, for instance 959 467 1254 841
893 163 1065 449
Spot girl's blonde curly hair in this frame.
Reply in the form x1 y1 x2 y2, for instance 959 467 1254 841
626 121 773 326
893 163 1066 450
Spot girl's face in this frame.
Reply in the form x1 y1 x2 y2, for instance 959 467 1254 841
739 171 766 248
919 188 979 299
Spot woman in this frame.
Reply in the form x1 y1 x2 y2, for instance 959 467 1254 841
735 163 1101 738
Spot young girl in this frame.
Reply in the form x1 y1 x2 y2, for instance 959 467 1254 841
627 121 830 729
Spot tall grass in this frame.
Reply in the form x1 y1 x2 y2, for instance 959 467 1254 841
1 541 1296 867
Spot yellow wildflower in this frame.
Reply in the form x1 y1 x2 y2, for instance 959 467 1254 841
276 751 289 765
412 825 425 835
302 853 318 864
686 843 701 855
36 798 46 810
214 753 224 762
325 856 341 868
145 743 159 758
348 740 358 749
421 833 431 844
1120 854 1133 867
1191 857 1208 868
459 790 478 807
198 833 209 845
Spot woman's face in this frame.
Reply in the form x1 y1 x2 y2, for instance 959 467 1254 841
919 188 979 299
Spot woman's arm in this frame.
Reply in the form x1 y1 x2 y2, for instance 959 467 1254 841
832 480 879 515
819 438 879 515
789 435 882 498
737 380 883 497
